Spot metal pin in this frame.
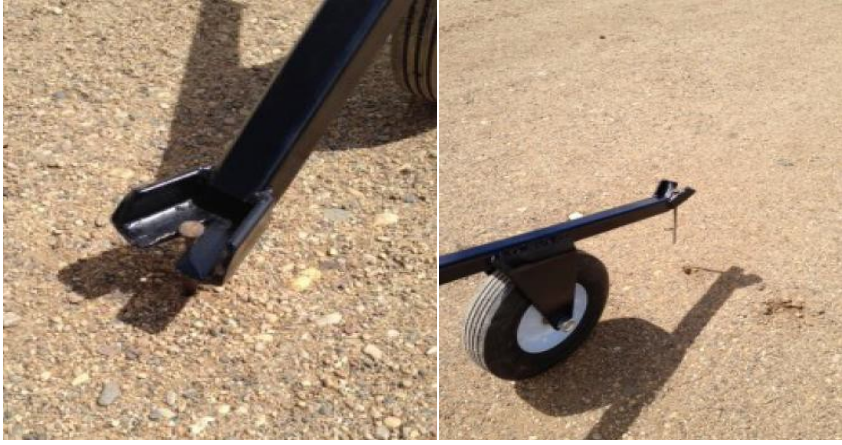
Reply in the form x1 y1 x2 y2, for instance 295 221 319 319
673 206 678 244
178 220 205 296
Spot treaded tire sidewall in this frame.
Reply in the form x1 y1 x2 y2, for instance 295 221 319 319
391 0 437 102
463 251 609 380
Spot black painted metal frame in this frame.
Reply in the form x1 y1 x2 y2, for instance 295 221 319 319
439 180 695 326
112 0 409 285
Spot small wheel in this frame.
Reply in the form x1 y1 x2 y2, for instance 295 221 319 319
391 0 436 102
463 251 609 380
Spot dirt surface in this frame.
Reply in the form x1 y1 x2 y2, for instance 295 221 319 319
439 0 841 439
3 0 436 439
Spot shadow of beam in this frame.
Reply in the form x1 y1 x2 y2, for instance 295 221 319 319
515 266 762 439
57 0 434 333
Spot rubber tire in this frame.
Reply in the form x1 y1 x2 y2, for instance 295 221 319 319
391 0 436 102
463 251 609 380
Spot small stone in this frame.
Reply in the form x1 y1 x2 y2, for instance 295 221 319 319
217 404 231 416
374 425 390 440
149 407 175 421
386 329 400 338
323 208 351 222
383 417 402 429
316 313 343 327
97 343 122 357
291 268 322 292
374 211 399 226
165 391 178 407
568 211 584 220
318 403 334 416
124 347 141 361
67 294 85 304
319 259 342 270
71 373 90 386
95 217 109 228
3 312 22 328
178 220 205 239
97 381 121 406
189 416 215 436
426 346 437 356
109 167 135 179
363 344 384 361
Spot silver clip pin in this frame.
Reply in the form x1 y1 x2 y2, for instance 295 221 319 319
672 206 678 244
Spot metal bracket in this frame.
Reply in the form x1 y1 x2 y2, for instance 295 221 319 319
439 180 695 285
492 236 578 329
111 0 410 285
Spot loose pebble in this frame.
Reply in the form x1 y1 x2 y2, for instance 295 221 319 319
189 416 215 436
3 312 22 328
383 417 402 429
71 373 90 386
374 211 400 226
291 268 322 292
97 381 121 406
316 313 343 326
363 344 384 361
374 425 390 440
149 407 176 421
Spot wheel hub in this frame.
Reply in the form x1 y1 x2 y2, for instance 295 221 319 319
516 283 588 354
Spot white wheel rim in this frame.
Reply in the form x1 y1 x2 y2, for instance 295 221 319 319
516 283 588 354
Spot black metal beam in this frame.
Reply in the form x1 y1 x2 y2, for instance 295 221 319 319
211 0 409 200
113 0 410 284
438 181 695 284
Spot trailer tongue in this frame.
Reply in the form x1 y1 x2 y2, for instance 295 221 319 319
112 0 412 285
441 180 695 380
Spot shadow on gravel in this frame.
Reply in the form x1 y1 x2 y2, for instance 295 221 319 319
57 0 433 333
515 266 762 439
58 245 193 334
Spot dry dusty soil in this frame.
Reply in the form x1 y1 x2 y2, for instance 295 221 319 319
439 0 841 439
3 0 436 439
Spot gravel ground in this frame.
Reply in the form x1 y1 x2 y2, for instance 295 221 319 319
3 0 436 439
439 0 841 439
